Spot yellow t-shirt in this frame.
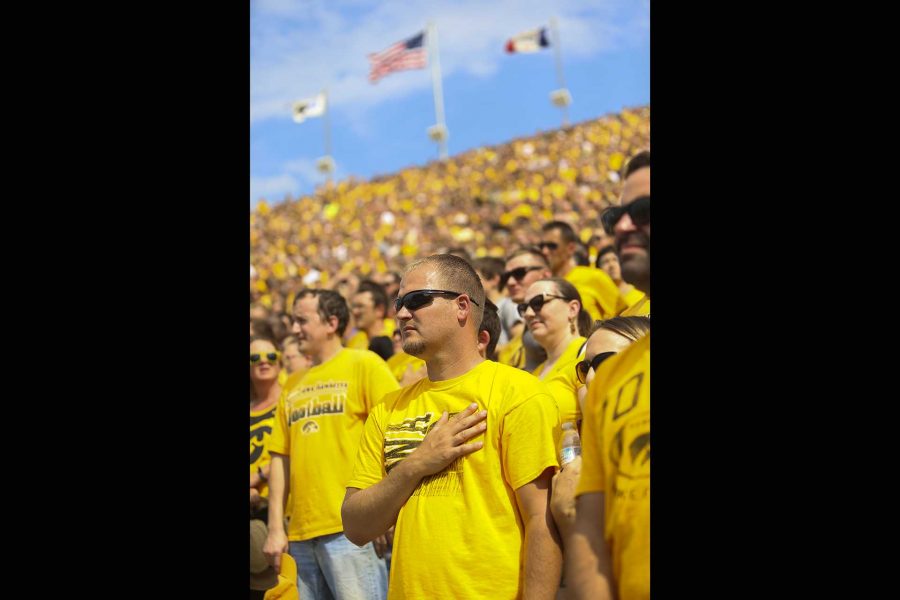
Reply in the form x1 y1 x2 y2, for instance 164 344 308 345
619 291 650 317
277 369 288 387
577 334 650 600
531 336 586 380
382 318 396 336
534 337 587 425
347 319 397 351
565 266 628 322
268 348 400 541
266 371 305 522
348 361 560 600
496 329 526 369
385 351 426 383
345 330 369 350
282 368 308 394
623 287 645 308
250 403 277 499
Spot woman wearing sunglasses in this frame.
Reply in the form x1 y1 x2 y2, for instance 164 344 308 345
520 278 593 424
573 316 651 414
250 335 285 598
249 336 283 520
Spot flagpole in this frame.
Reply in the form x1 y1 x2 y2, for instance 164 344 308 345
427 21 449 159
549 17 570 127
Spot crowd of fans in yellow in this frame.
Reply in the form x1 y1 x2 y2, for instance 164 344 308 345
250 106 649 314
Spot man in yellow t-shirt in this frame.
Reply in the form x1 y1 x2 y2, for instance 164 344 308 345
596 246 650 316
551 149 651 600
495 248 552 370
346 281 396 356
263 289 399 600
342 254 562 599
540 221 628 321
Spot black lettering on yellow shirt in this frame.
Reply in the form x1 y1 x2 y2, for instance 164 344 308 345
384 411 464 496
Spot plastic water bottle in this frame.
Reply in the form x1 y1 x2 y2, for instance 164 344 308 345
559 422 581 466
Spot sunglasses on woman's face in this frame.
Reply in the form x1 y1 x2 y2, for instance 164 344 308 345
250 351 281 365
575 352 617 384
600 195 651 235
517 294 567 317
394 289 480 313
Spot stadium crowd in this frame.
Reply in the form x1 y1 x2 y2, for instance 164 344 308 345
250 106 651 600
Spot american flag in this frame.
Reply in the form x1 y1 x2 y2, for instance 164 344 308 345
368 31 428 84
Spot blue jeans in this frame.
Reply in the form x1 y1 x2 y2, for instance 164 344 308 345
289 532 388 600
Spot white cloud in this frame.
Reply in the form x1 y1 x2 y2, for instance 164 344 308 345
250 0 644 125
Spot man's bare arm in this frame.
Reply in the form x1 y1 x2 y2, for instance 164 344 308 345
559 490 616 600
342 404 488 545
515 467 563 600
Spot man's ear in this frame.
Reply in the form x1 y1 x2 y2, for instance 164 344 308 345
477 329 490 352
456 295 474 322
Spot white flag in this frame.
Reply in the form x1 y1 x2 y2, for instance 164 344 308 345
292 93 326 123
505 27 550 53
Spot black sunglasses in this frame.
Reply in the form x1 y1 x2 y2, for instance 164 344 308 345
575 352 617 384
394 289 480 313
517 294 567 317
601 195 650 235
500 265 543 287
537 241 559 251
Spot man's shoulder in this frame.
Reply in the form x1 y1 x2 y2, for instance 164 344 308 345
333 347 386 367
287 349 378 390
283 368 309 393
339 349 399 392
485 360 530 379
568 266 615 287
488 362 552 399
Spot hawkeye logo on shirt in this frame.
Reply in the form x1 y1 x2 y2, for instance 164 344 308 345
286 380 348 427
250 409 275 465
384 412 464 497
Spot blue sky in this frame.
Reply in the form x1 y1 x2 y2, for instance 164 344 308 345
250 0 650 209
